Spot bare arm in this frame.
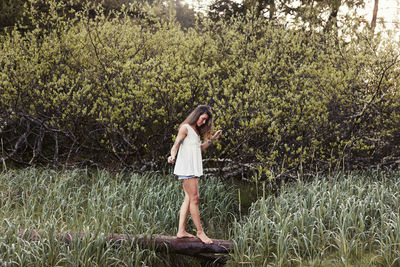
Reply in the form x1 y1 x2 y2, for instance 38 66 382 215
167 126 188 164
201 130 222 151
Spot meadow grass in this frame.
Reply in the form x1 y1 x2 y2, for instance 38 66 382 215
0 168 236 266
2 168 400 266
229 171 400 266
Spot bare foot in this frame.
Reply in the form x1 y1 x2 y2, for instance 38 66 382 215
176 231 196 238
197 231 213 244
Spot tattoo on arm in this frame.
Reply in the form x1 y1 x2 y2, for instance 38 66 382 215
175 139 184 145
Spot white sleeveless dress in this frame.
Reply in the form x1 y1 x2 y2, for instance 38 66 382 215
173 124 203 177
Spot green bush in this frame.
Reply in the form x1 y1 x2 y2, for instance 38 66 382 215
208 18 400 179
1 1 399 179
0 0 26 30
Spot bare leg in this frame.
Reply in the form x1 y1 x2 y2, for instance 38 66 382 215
177 189 195 238
182 178 213 244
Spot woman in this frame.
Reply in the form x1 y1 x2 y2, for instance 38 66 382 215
168 105 222 244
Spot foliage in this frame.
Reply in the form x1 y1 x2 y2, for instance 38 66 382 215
0 168 236 265
0 0 26 30
208 0 367 30
0 0 197 31
230 171 400 266
208 16 400 179
0 0 399 179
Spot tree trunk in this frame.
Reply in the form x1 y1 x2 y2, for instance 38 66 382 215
371 0 379 31
324 0 341 33
19 230 234 264
269 0 276 21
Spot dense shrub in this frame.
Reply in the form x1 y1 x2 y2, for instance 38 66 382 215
1 1 399 179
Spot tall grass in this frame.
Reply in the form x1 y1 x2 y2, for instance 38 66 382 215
230 171 400 266
3 168 400 266
0 168 236 266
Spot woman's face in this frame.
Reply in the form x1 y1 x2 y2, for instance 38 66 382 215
196 113 209 127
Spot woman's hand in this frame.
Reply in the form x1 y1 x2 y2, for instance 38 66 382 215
168 155 175 164
213 130 222 140
201 130 222 151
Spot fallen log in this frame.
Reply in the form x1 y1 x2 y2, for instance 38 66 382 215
18 230 234 264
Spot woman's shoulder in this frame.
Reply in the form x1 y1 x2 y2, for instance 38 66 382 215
178 124 189 134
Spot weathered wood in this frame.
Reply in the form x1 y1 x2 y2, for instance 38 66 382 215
18 230 234 264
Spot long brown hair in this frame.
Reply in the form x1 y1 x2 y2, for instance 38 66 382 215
180 105 214 141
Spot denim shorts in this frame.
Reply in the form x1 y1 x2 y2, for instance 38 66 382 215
178 175 196 180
